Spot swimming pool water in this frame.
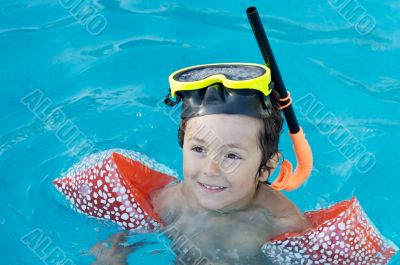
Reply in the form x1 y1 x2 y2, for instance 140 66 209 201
0 0 399 264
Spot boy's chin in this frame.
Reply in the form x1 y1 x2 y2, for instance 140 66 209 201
197 198 227 212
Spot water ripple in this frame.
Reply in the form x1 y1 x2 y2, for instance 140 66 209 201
0 16 77 36
309 58 400 103
1 1 394 51
81 37 182 58
0 122 43 156
110 3 392 48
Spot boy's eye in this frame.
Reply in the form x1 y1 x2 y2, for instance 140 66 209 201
225 153 241 160
191 146 205 153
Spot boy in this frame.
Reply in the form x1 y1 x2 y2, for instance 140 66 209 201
150 63 311 264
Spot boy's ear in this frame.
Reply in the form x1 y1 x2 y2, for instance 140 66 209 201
258 152 281 182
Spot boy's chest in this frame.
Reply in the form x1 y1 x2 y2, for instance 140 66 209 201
170 208 279 258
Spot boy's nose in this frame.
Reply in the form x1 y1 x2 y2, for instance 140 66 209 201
203 156 221 177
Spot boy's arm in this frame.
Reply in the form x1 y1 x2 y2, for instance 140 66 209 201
90 231 146 265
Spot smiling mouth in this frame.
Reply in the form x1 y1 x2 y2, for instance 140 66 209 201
198 182 227 193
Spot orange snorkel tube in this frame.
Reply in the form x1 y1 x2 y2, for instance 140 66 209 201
246 7 313 191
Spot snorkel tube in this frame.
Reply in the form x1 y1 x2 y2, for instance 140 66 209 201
246 7 313 191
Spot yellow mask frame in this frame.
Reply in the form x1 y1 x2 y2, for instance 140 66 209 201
168 63 272 97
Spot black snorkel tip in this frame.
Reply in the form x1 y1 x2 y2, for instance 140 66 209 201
246 6 257 14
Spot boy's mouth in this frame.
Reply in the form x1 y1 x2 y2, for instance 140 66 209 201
198 182 227 193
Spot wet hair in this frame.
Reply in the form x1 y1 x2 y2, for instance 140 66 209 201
177 91 283 182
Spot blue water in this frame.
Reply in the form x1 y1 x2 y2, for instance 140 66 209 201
1 0 399 264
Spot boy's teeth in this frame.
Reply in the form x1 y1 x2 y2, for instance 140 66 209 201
203 184 224 190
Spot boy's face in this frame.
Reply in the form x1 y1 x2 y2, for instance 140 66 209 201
182 114 268 211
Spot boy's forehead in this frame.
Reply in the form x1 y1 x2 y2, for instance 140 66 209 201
186 114 261 129
185 115 261 145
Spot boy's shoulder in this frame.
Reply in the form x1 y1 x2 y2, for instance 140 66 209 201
255 184 312 235
150 182 183 223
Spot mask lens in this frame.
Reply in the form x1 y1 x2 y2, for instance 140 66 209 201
174 65 265 82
